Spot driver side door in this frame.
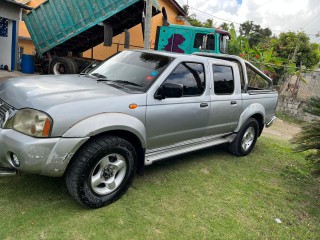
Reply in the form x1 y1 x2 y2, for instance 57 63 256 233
146 61 210 150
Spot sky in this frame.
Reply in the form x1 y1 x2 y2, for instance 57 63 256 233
175 0 320 43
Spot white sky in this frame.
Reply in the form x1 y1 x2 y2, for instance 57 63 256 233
175 0 320 43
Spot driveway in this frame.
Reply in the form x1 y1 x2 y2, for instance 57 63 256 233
0 70 35 82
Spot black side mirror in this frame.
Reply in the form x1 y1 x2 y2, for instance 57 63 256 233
155 82 183 100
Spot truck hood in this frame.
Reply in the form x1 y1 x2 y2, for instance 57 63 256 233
0 74 128 109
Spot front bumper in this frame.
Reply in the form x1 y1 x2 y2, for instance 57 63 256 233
0 128 88 177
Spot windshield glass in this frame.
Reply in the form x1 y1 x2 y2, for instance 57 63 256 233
89 51 174 92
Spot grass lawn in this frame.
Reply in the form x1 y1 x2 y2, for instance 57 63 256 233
0 136 319 239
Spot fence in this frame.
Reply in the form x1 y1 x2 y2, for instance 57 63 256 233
276 69 320 121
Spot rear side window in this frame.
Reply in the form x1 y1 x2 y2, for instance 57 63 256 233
212 65 234 95
164 62 205 96
246 64 269 90
193 33 215 50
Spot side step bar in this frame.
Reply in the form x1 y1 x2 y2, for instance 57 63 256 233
0 167 18 177
266 116 277 128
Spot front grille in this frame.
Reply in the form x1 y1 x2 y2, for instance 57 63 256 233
0 99 13 127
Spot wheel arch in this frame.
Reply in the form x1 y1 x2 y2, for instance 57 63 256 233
250 113 264 136
62 113 147 175
235 103 265 134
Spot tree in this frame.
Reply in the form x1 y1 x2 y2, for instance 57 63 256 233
272 32 320 69
292 97 320 171
203 19 213 28
219 22 229 31
182 5 215 29
239 21 272 47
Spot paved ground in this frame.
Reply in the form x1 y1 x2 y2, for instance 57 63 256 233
0 70 35 82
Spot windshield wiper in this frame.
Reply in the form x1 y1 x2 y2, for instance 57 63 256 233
90 73 108 79
112 80 143 87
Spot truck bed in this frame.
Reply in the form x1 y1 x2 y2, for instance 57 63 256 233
24 0 160 55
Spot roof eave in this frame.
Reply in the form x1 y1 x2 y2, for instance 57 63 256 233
4 0 33 10
168 0 186 16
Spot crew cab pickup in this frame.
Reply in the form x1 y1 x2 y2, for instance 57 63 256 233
0 50 278 208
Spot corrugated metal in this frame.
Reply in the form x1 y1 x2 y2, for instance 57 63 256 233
24 0 160 55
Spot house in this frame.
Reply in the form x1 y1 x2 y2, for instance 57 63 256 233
0 0 32 71
17 0 186 61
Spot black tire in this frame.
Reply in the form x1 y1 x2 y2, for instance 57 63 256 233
49 57 78 74
68 58 79 74
65 136 137 208
228 118 259 156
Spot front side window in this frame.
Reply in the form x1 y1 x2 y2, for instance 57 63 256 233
193 33 215 50
213 65 234 95
164 62 205 96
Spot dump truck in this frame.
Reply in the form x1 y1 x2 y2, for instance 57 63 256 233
24 0 161 74
24 0 231 74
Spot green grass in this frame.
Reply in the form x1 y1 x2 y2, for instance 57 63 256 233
1 136 319 239
276 112 305 125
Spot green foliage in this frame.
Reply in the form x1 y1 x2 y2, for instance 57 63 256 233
239 21 272 47
292 97 320 169
272 32 320 69
182 5 214 29
219 22 229 31
228 24 284 77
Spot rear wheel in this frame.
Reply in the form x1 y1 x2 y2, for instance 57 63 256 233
228 118 259 156
65 136 136 208
49 57 78 74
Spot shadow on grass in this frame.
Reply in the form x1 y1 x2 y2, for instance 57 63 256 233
0 144 232 210
0 174 85 211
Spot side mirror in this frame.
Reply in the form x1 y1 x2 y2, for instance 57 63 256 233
155 82 183 100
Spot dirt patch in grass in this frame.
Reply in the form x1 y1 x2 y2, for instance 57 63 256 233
263 118 301 141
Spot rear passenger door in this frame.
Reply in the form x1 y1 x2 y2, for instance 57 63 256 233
205 60 242 136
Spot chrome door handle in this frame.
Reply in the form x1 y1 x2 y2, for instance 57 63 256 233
231 101 237 105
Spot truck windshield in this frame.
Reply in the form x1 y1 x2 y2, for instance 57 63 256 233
89 51 174 92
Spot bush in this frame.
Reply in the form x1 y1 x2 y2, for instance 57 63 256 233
292 97 320 170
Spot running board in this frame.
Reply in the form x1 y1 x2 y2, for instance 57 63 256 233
145 135 234 165
0 167 18 177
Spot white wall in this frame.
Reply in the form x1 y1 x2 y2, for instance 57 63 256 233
0 20 13 70
0 2 20 70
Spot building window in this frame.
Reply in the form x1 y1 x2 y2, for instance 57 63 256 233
0 18 9 37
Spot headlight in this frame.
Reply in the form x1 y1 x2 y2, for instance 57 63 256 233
4 109 52 137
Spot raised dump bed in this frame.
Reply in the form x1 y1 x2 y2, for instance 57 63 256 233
24 0 160 56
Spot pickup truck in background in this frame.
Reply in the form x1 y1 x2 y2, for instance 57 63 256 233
0 50 278 208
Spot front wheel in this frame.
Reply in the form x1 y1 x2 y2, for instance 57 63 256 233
65 136 136 208
228 118 259 156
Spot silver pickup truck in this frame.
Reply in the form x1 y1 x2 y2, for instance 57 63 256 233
0 50 277 208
